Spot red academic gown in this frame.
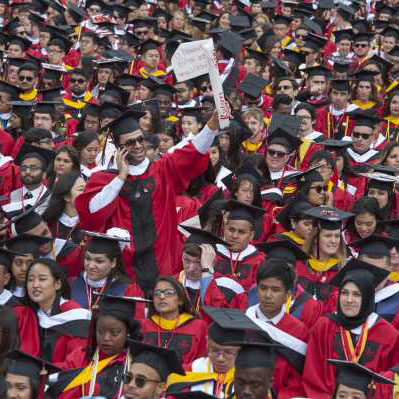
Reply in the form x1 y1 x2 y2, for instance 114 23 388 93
0 129 14 155
381 117 399 142
302 315 399 399
374 368 397 399
59 348 129 399
0 158 21 204
141 314 208 365
215 244 266 291
37 299 90 365
315 106 355 139
75 144 209 291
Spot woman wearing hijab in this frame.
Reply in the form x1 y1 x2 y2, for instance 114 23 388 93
302 258 399 399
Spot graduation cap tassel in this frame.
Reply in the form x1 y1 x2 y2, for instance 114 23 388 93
101 128 111 166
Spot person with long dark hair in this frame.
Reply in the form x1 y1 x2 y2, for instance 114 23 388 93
0 305 19 374
46 146 80 188
141 276 207 365
24 258 91 365
73 131 102 180
302 259 399 399
42 172 86 243
70 230 146 319
58 295 143 399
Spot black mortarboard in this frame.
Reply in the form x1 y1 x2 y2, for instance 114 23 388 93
189 17 209 33
208 322 245 345
222 161 264 193
330 79 350 92
180 106 202 120
10 100 35 116
318 0 333 9
218 31 243 58
203 307 259 331
4 18 22 33
330 258 390 288
351 69 379 83
84 229 130 254
333 59 351 74
259 239 309 263
235 342 277 369
81 103 100 117
246 48 268 64
180 225 227 247
166 30 194 42
0 80 22 99
348 109 380 128
377 3 397 17
14 143 55 169
68 4 86 22
103 108 146 141
167 392 217 399
273 15 292 26
47 0 65 14
353 31 374 43
261 0 276 9
0 247 25 270
152 8 171 20
283 49 306 66
321 139 352 151
6 234 53 253
97 293 150 317
364 172 396 191
223 199 265 225
128 340 185 380
197 10 218 23
100 101 124 120
272 57 292 78
379 219 399 239
382 25 399 39
0 375 5 398
115 74 141 87
239 73 267 99
351 234 396 257
8 35 32 51
276 197 313 230
144 133 159 149
34 101 58 115
5 350 61 383
86 0 106 9
303 65 330 78
266 127 302 152
337 4 355 20
230 15 251 30
104 81 130 106
139 38 161 53
302 32 327 51
131 17 156 29
367 163 399 176
154 83 176 98
39 87 63 101
334 29 353 44
303 205 353 230
122 32 141 48
329 359 394 394
198 188 224 227
42 65 64 81
302 17 323 35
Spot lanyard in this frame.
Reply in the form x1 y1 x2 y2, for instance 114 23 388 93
84 278 107 310
229 251 242 277
157 316 179 349
285 295 292 314
340 322 369 362
20 185 45 210
183 276 201 313
327 112 349 139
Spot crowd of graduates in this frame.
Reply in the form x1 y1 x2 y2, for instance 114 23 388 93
6 0 399 398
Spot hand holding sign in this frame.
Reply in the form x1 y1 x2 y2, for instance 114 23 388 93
171 38 230 129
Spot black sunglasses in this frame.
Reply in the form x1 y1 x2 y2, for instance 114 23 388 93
267 149 289 158
353 132 373 140
123 374 160 387
310 185 328 193
70 78 86 84
19 75 34 82
120 136 145 148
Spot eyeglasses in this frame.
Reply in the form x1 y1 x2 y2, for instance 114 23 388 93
353 132 373 140
296 34 306 39
20 165 42 172
201 84 212 91
19 75 34 82
135 30 149 36
277 85 292 91
123 373 160 387
354 43 369 48
120 136 145 148
70 78 86 84
267 149 289 158
153 288 176 298
309 185 328 193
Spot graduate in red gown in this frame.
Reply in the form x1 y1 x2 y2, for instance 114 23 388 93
141 277 208 366
70 229 146 320
54 295 143 399
76 108 221 294
24 258 91 365
214 200 266 291
246 258 308 399
302 259 399 399
0 153 21 204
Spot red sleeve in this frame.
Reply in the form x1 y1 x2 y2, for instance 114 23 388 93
124 283 146 320
12 305 40 356
0 130 14 156
11 136 24 159
315 107 328 136
57 245 84 279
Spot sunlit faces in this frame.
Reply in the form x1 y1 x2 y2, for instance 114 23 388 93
5 374 32 399
142 49 160 69
119 130 147 165
354 212 377 239
156 133 174 154
257 277 289 318
389 94 399 116
318 229 341 257
20 157 44 188
181 115 201 136
266 144 290 172
53 151 74 176
223 219 254 252
307 181 327 206
182 251 202 281
33 113 53 130
353 41 370 57
80 139 100 166
292 218 314 240
308 75 327 97
337 39 351 56
334 384 366 399
356 82 373 102
276 79 297 99
296 108 313 136
382 35 396 53
339 281 362 318
84 250 116 281
208 146 219 167
235 180 254 205
153 280 182 318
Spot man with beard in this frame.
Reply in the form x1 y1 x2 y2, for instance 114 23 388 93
18 63 39 102
76 107 225 294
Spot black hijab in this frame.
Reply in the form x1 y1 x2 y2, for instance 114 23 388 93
334 269 375 330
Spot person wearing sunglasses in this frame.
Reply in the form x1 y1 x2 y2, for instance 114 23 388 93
18 63 38 102
346 111 380 173
123 341 185 399
141 276 207 365
353 32 373 64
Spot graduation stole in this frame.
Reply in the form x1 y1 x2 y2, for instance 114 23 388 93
327 180 334 193
151 313 193 330
297 138 313 167
386 80 399 94
285 294 293 314
308 257 340 273
241 139 263 152
62 92 92 109
327 112 349 138
340 323 369 362
389 272 399 282
384 116 399 141
139 66 166 79
394 372 399 398
352 100 376 110
281 231 304 246
19 88 38 101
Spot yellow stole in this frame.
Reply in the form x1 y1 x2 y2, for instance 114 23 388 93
166 115 179 123
139 66 167 79
385 115 399 125
386 80 399 94
19 88 38 101
151 313 193 330
241 140 263 152
389 272 399 282
352 100 376 110
298 138 312 166
62 91 92 109
64 354 118 391
308 256 340 272
281 231 304 246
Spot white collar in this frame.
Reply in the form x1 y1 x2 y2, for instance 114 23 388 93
375 283 399 303
269 169 298 181
303 131 324 141
216 243 257 260
371 133 386 149
0 289 13 305
128 158 150 176
329 103 358 116
347 147 378 162
59 213 79 227
13 286 25 297
249 304 285 325
0 155 12 168
184 278 201 289
0 112 11 119
351 313 378 334
83 272 107 288
23 184 46 197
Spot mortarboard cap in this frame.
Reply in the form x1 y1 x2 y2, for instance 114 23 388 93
267 127 302 152
334 29 353 44
131 17 157 29
122 32 141 48
353 31 374 43
273 15 292 26
8 35 32 52
189 17 210 33
237 27 257 42
14 143 55 169
218 31 243 58
222 161 264 193
377 3 397 17
139 38 161 54
283 49 306 66
223 199 265 225
303 205 353 230
39 87 64 101
128 340 185 380
239 73 268 99
5 350 61 383
351 234 396 257
104 81 131 106
382 25 399 39
230 15 251 30
318 0 333 9
259 239 309 263
337 4 355 20
84 228 130 254
180 225 227 247
367 163 399 176
0 80 22 99
303 64 330 78
329 359 394 394
198 188 224 227
208 322 245 346
0 247 25 270
333 59 351 74
302 32 328 52
115 74 141 87
302 17 323 35
103 108 146 142
152 8 171 20
154 83 176 97
246 48 268 64
379 219 399 239
34 101 59 115
389 46 399 57
321 138 352 151
5 233 53 254
276 197 313 230
97 293 150 316
330 79 350 92
68 4 86 22
330 258 390 288
10 100 35 116
348 109 380 128
351 69 379 83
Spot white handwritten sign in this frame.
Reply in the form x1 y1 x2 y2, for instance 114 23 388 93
171 39 230 129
